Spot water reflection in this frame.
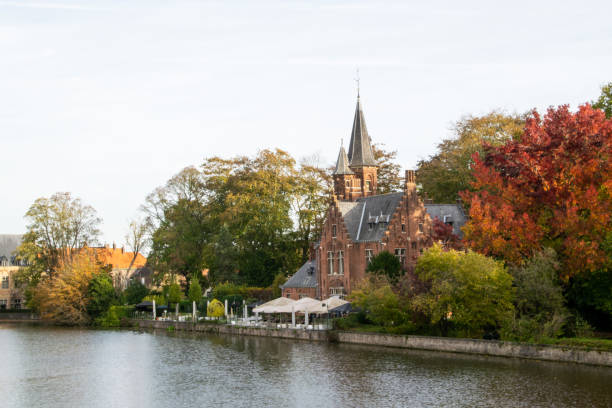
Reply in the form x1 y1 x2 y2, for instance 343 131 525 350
1 324 611 408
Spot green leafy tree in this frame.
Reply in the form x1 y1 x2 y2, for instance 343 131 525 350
123 282 149 305
412 244 514 337
502 249 568 341
270 272 287 298
417 112 525 203
167 283 182 317
87 271 117 319
372 143 402 194
292 158 331 263
201 150 302 286
16 192 102 289
366 251 403 283
207 224 240 284
592 82 612 118
349 276 407 327
188 277 203 303
148 197 210 286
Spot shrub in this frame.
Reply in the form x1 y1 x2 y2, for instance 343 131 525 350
95 305 134 327
143 294 166 306
87 271 117 319
412 244 514 337
207 298 225 318
502 249 568 342
123 282 149 305
349 276 408 327
269 273 287 298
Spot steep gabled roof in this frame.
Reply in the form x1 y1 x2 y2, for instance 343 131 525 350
333 145 355 175
338 193 404 242
424 204 467 237
0 234 22 260
347 96 377 167
281 260 317 289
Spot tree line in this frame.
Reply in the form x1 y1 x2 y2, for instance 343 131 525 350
13 82 612 335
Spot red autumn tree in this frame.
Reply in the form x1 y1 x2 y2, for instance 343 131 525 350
462 104 612 279
432 217 462 250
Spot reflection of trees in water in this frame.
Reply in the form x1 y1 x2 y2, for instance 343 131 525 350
145 329 612 407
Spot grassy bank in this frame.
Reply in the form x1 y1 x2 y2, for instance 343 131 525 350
333 317 612 352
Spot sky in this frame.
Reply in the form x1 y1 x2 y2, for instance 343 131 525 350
1 0 611 245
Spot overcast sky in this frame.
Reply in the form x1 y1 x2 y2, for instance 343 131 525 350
1 0 611 245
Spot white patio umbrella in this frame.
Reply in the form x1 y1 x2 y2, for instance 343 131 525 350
252 297 296 314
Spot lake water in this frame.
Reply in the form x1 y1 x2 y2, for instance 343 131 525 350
1 323 611 407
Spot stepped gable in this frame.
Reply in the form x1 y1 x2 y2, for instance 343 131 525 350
337 192 404 242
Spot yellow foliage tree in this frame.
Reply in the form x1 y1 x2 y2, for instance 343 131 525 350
32 250 102 325
207 298 225 318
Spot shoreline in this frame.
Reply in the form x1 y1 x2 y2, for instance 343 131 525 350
133 319 612 367
4 319 611 367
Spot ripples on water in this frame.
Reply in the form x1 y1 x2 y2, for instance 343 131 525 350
1 324 611 408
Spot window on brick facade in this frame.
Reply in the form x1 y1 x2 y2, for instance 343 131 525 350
346 180 350 187
327 251 334 275
338 251 344 275
401 223 406 232
11 298 21 309
395 248 406 265
365 249 374 264
332 224 337 238
1 276 8 289
0 299 6 310
366 180 371 192
418 223 424 232
411 242 417 250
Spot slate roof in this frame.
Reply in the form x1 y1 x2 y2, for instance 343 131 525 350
336 194 468 243
424 204 467 237
333 145 354 175
281 260 317 289
338 193 404 242
347 96 377 167
0 234 22 265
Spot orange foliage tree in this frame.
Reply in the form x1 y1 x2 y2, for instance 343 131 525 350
32 250 103 325
462 104 612 279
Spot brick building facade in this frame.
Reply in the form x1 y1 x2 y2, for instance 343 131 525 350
282 95 465 300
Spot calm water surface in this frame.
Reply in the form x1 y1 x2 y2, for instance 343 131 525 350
1 323 611 408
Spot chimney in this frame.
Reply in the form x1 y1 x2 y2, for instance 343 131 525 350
404 170 417 195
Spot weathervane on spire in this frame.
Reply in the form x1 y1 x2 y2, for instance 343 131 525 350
354 68 360 97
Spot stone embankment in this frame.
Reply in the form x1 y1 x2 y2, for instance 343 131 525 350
0 312 39 321
134 319 612 367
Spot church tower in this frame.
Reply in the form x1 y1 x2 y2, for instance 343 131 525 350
333 95 378 201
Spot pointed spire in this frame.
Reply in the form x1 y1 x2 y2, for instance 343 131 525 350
333 144 354 175
347 95 377 167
